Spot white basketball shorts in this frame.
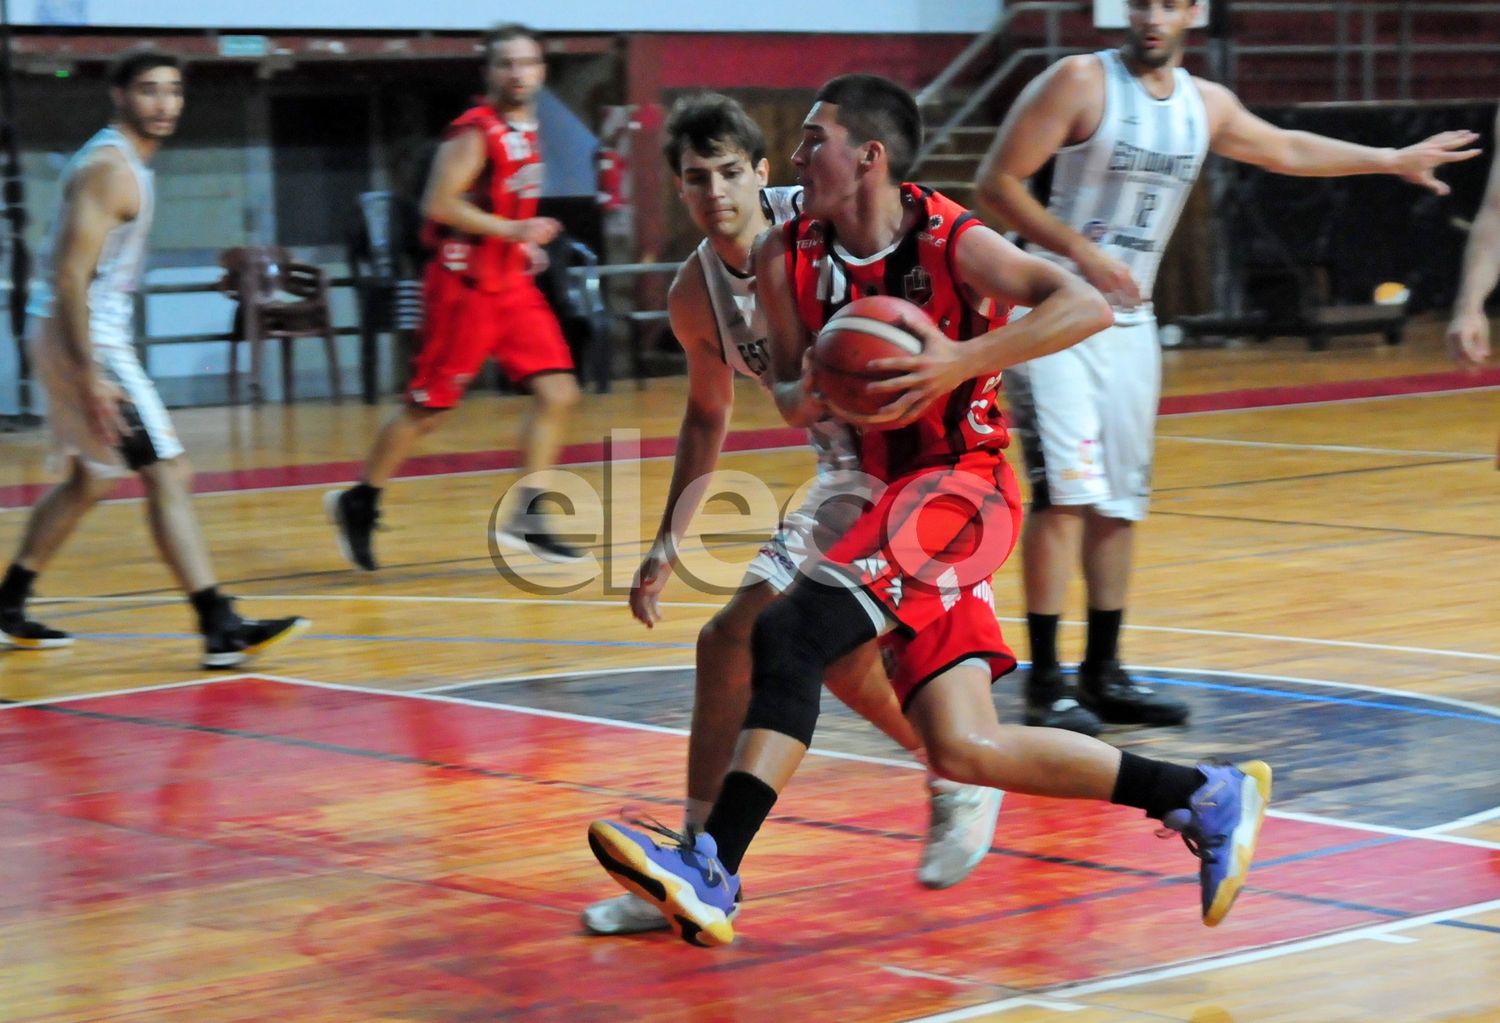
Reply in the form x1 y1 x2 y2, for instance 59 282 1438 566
743 465 873 593
30 325 185 479
1002 308 1160 522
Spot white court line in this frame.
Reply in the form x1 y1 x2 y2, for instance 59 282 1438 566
8 668 1498 1018
246 671 1500 850
903 897 1500 1023
0 673 247 710
1419 805 1500 835
418 663 695 693
6 381 1494 516
6 667 1494 846
31 594 1500 665
1156 434 1491 460
1164 382 1500 419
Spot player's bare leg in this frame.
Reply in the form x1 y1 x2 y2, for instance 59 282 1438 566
495 371 584 563
1019 505 1100 732
1077 510 1187 725
139 456 215 593
137 455 307 669
0 460 117 649
584 580 1000 935
328 405 451 571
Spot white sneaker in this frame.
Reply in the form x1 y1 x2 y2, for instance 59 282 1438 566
917 780 1003 889
581 891 669 935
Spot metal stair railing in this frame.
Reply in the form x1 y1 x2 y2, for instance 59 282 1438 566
914 0 1500 169
914 0 1088 166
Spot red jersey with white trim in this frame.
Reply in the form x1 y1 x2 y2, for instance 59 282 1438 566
783 183 1012 482
423 104 545 292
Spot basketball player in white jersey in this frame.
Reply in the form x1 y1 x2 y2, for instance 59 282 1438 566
0 48 307 666
582 94 1001 935
976 0 1480 733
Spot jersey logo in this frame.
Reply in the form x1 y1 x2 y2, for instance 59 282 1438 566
737 339 770 376
927 214 944 230
903 266 933 306
501 131 534 161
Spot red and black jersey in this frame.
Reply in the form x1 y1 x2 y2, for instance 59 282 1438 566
783 183 1013 481
422 104 545 291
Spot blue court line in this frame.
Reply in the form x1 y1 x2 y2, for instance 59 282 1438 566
1038 665 1500 727
1254 835 1403 868
1134 673 1500 726
1436 918 1500 936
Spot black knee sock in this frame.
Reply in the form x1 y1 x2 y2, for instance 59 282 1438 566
189 586 229 634
0 564 37 612
1111 751 1205 821
704 771 779 875
1083 607 1123 668
1026 612 1060 675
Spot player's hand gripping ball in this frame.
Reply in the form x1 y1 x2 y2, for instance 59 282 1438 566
811 295 927 428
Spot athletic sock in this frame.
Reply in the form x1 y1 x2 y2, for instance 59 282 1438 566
348 482 381 509
1082 607 1124 669
189 586 229 634
704 771 779 875
1026 612 1061 675
0 564 37 612
1111 751 1206 822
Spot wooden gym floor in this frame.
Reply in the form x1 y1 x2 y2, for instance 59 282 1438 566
1 318 1498 1022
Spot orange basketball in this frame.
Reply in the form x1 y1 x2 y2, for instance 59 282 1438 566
811 295 926 425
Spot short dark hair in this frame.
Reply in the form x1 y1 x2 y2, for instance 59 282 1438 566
483 23 543 59
662 93 767 175
814 74 922 182
108 46 181 90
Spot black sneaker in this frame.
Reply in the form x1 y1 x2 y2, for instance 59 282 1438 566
326 488 379 571
1077 659 1190 726
493 521 586 564
202 610 310 669
0 607 74 650
1023 665 1102 736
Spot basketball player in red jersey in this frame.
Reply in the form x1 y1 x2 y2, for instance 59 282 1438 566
328 24 583 568
589 75 1272 945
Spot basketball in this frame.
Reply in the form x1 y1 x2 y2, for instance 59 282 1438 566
811 295 926 423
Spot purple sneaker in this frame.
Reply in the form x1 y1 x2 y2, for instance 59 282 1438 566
588 818 740 946
1162 760 1273 926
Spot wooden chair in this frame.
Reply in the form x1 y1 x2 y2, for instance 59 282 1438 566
218 246 341 404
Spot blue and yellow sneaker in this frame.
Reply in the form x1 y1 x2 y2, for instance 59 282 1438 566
1162 760 1273 927
587 818 740 947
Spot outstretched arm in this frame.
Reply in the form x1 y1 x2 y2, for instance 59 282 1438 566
1200 79 1480 194
1447 108 1500 365
630 260 738 627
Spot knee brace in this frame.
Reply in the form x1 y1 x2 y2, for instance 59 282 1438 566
743 581 878 746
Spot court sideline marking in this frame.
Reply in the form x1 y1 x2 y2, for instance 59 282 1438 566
29 592 1500 665
6 670 1499 1018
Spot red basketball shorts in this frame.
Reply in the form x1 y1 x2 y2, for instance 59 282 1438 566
407 266 573 409
879 581 1017 709
822 457 1024 706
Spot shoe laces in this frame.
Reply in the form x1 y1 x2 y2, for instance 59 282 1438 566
623 811 726 886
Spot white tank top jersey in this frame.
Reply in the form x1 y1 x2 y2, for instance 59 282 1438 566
1038 49 1209 324
27 127 155 347
695 185 858 472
